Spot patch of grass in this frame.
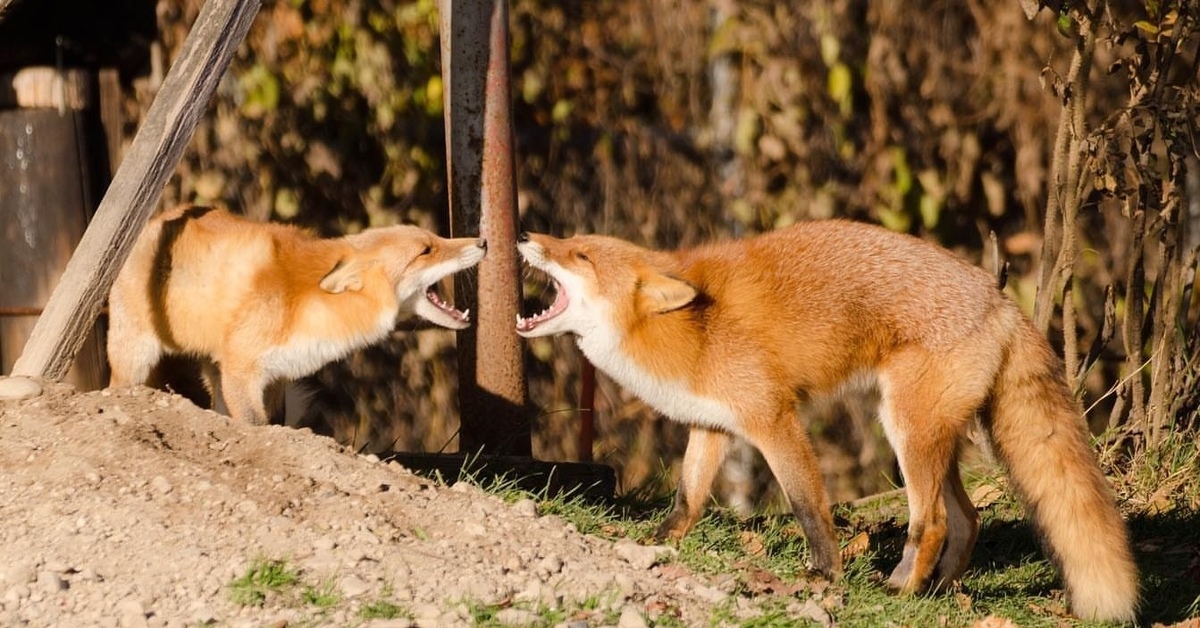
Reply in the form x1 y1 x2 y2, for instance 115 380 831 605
301 580 340 608
228 558 301 606
450 430 1200 626
359 599 410 620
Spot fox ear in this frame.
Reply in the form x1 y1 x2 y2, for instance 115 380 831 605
639 272 697 314
319 258 363 294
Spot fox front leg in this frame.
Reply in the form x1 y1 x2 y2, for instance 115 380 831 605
654 427 731 541
743 408 842 579
218 365 270 426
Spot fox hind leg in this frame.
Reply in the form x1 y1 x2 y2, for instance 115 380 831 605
882 413 954 593
879 353 991 593
655 427 731 541
933 460 979 588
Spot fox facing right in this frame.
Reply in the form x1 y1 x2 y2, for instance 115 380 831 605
515 220 1138 623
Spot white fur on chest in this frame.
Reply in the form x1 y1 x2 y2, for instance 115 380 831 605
260 308 396 381
578 320 738 433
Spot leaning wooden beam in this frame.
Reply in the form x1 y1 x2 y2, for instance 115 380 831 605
9 0 261 383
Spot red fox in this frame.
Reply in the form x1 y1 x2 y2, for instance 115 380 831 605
108 205 486 425
515 220 1138 622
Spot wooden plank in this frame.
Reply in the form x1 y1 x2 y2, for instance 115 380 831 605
10 0 261 382
0 107 107 390
98 68 125 175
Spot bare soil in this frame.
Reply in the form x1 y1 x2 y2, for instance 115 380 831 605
0 381 735 627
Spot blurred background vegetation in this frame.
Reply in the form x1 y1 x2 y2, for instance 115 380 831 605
123 0 1197 508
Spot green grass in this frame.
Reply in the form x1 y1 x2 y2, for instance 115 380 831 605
301 580 340 608
221 433 1198 626
228 558 302 606
456 439 1200 628
358 599 410 620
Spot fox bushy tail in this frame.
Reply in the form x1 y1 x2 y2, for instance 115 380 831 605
986 319 1138 623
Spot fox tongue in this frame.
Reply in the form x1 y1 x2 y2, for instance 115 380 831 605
516 282 568 332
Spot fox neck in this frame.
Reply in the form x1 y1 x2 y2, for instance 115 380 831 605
263 275 400 381
575 305 739 434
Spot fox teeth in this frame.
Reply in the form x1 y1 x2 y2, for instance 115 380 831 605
426 288 468 320
517 280 568 331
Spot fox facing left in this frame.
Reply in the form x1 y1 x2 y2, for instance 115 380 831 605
106 204 486 425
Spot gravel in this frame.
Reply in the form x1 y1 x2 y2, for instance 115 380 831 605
0 382 734 626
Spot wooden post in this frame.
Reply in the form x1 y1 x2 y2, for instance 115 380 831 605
440 0 531 455
7 0 260 384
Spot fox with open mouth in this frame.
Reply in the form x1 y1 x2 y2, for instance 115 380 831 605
107 204 486 425
515 221 1137 623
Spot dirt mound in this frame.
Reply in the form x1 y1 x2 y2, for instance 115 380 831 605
0 382 730 626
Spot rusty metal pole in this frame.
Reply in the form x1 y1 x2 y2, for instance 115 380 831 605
577 358 595 462
439 0 531 455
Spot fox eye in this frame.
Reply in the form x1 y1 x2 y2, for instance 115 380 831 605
420 245 432 256
575 251 591 263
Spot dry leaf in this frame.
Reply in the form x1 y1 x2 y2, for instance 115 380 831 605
841 531 870 562
739 530 767 557
971 615 1019 628
970 483 1005 508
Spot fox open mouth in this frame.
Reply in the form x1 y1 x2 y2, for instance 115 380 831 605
517 279 567 332
426 287 470 323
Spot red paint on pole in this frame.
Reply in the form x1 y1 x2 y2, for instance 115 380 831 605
578 356 596 462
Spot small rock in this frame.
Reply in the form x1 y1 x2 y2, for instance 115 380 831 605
313 536 336 551
6 565 35 585
495 608 540 625
42 560 71 574
790 598 833 627
617 606 649 628
536 554 564 577
513 580 544 604
77 567 100 582
0 377 42 401
613 573 636 598
4 584 30 604
690 583 728 603
614 541 674 570
338 574 372 598
150 476 173 495
512 498 538 517
116 598 148 628
450 481 478 494
35 572 67 594
412 602 442 621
